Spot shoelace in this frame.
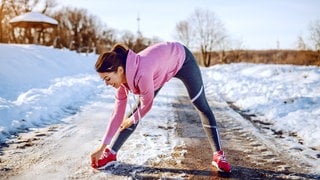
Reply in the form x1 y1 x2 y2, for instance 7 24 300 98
215 152 227 162
219 154 227 162
102 151 111 158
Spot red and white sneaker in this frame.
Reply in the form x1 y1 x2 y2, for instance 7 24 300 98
212 150 231 173
92 148 117 169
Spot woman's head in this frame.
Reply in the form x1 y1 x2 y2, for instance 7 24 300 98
95 44 129 88
95 43 128 73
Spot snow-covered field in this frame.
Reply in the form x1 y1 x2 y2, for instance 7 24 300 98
203 63 320 151
0 44 101 142
0 43 319 173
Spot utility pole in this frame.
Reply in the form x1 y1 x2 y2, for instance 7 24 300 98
137 12 142 37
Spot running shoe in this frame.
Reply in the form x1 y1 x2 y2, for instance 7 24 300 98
92 148 117 169
212 150 231 173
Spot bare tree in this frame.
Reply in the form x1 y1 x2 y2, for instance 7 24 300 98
296 35 307 50
41 0 57 14
175 20 192 47
9 0 40 15
0 0 27 43
120 30 135 49
53 7 101 52
95 27 117 53
0 0 9 42
175 8 228 66
309 20 320 50
119 30 150 52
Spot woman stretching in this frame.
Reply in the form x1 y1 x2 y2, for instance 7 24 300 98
91 42 231 173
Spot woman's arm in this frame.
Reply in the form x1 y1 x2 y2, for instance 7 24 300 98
91 143 107 167
91 86 128 167
102 86 128 145
128 75 154 124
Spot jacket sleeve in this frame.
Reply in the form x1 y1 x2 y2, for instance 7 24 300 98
102 86 128 145
128 73 154 124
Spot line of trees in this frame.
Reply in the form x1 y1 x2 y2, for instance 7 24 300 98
0 0 160 53
1 0 319 66
174 9 320 66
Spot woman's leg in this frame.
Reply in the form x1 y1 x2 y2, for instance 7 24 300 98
109 89 162 152
175 46 221 152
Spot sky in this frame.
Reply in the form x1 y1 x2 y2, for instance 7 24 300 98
54 0 319 49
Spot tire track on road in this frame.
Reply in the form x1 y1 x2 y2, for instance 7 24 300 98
172 82 319 179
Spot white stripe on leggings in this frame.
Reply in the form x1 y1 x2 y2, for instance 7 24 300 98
191 85 203 103
202 124 217 128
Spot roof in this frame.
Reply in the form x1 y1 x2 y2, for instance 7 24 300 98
9 12 58 28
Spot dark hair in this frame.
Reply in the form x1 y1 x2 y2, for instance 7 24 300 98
95 43 129 73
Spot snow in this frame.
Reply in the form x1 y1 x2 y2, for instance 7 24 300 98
9 12 58 25
202 63 320 151
0 44 100 140
0 43 319 170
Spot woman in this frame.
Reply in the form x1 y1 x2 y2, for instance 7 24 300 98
91 42 231 172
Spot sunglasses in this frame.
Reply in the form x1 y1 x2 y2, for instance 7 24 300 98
105 65 117 72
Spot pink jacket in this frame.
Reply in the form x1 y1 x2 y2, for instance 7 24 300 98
102 42 186 145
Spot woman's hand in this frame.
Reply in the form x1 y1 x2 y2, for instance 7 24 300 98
120 118 134 131
91 144 106 168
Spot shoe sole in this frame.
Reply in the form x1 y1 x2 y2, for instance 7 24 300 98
97 160 117 170
212 161 231 173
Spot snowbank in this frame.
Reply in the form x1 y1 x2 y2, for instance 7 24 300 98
0 44 100 142
203 63 320 150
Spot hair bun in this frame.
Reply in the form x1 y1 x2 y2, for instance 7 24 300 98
112 44 128 54
112 44 128 61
